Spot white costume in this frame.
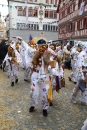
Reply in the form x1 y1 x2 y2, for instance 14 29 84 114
69 45 80 83
30 57 49 110
71 43 87 104
21 40 36 81
5 43 22 86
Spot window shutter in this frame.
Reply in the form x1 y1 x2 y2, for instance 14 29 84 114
83 18 86 29
73 3 75 11
66 24 69 32
78 0 82 8
86 17 87 28
68 6 70 14
72 23 75 32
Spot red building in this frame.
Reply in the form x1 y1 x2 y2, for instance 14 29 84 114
57 0 87 43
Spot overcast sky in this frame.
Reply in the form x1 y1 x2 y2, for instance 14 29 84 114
0 0 8 22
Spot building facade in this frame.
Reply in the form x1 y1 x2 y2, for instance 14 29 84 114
5 14 9 39
57 0 87 42
0 12 8 41
7 0 58 32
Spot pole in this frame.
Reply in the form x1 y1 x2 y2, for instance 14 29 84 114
25 0 28 29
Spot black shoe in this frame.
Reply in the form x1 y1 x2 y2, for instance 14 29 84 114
74 82 77 84
49 102 53 106
68 77 71 81
29 106 35 112
11 82 14 86
15 79 18 83
24 79 28 82
43 110 48 117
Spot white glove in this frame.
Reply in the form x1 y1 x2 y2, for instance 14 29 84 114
48 65 51 71
16 36 22 41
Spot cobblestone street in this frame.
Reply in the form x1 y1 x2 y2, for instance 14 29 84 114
0 69 87 130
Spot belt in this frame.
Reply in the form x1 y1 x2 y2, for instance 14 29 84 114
33 69 39 73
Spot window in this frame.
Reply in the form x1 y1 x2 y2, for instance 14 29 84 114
28 9 37 17
78 0 83 8
64 27 66 32
43 24 46 31
50 0 52 4
17 23 39 30
51 25 52 31
45 11 49 18
43 24 57 31
50 11 53 18
48 25 50 31
34 10 38 17
70 4 74 13
53 26 55 31
70 23 72 32
80 19 84 29
54 12 57 19
18 8 26 16
55 0 57 4
46 0 48 3
28 9 33 17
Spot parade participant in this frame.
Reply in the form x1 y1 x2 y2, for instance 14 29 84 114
48 54 64 106
68 43 82 84
29 38 51 117
6 43 22 86
71 42 87 104
15 36 36 82
63 45 71 70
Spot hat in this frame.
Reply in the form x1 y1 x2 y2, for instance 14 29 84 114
36 37 48 44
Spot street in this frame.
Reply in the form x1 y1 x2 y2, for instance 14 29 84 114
0 69 87 130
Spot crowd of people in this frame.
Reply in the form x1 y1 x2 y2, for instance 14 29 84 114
0 36 87 120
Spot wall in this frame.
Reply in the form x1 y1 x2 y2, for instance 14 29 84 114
9 1 57 30
9 29 58 42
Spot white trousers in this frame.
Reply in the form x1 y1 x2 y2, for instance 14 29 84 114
30 72 49 110
9 63 18 83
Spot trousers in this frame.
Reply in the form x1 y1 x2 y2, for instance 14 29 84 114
30 72 49 110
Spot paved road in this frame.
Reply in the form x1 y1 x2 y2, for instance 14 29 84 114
0 69 87 130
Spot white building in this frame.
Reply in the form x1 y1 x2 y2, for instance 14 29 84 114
7 0 58 31
5 14 9 38
0 12 8 41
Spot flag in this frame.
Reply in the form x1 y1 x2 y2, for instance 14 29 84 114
29 34 33 41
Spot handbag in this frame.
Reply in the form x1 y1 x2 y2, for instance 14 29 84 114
60 78 65 87
79 81 86 92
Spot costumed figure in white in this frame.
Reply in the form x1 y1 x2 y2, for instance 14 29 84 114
15 36 36 81
29 38 51 117
71 43 87 104
5 43 22 86
68 43 82 84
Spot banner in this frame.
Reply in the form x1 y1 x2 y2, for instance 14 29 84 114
0 4 57 9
